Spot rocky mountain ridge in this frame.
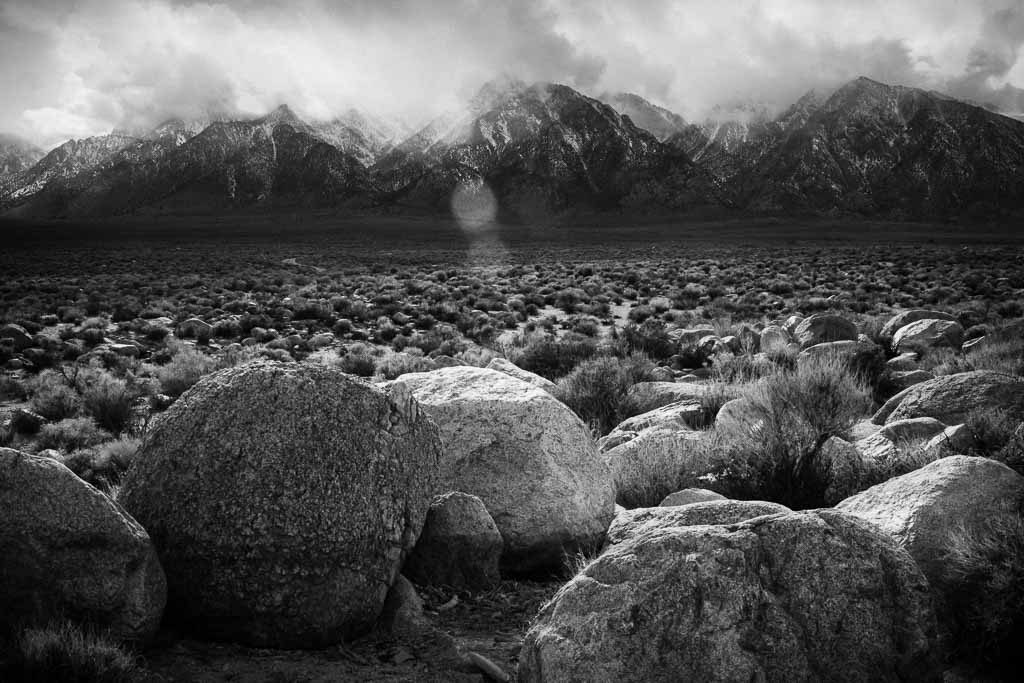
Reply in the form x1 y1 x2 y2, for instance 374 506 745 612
2 76 1023 220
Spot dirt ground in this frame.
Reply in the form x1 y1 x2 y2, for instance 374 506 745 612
131 580 562 683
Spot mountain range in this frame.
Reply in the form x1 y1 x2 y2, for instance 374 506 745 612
2 76 1023 221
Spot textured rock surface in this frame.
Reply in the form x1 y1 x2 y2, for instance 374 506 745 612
816 436 867 505
403 492 502 591
792 313 858 349
597 400 701 452
624 381 713 414
485 357 556 392
881 371 1024 425
758 324 791 352
714 397 763 435
880 310 958 341
838 456 1024 635
0 448 166 642
923 424 975 455
880 417 947 443
797 339 879 362
606 499 790 547
889 369 935 390
658 487 725 507
892 319 964 353
520 510 940 682
120 362 442 648
838 456 1024 581
393 366 614 573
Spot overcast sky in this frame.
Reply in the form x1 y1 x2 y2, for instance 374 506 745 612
2 0 1023 149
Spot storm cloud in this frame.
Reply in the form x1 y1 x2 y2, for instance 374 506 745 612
2 0 1023 148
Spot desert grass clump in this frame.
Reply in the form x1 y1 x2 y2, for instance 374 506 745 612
505 333 598 380
154 343 219 397
6 620 137 682
375 351 436 380
36 417 112 453
712 355 871 508
27 371 81 421
332 344 377 377
963 408 1024 475
59 436 141 491
553 354 654 435
612 431 719 508
74 368 135 434
711 351 775 384
933 503 1024 675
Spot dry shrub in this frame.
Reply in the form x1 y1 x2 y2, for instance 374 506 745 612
74 368 135 434
28 371 81 421
553 354 654 435
711 355 871 509
154 343 219 397
505 333 598 380
36 417 111 453
611 429 719 509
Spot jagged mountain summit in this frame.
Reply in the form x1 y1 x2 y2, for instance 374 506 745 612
0 134 44 177
600 92 689 142
2 76 1023 220
374 77 720 216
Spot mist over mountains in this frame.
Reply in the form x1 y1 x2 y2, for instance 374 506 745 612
1 76 1022 222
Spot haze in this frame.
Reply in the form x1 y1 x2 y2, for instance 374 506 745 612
2 0 1023 149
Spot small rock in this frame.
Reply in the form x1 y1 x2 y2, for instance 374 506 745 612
403 492 503 591
658 488 725 507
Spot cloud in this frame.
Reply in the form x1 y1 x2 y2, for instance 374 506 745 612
945 4 1024 113
1 0 1022 149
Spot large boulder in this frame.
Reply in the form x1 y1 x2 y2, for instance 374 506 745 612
758 324 791 353
625 381 712 414
403 492 502 591
797 339 879 363
838 456 1024 636
892 319 964 353
0 448 166 642
119 362 442 648
606 499 790 547
714 397 763 436
880 310 958 342
485 357 556 392
0 323 33 351
392 366 614 573
880 370 1024 425
597 400 702 452
792 313 858 349
520 510 940 682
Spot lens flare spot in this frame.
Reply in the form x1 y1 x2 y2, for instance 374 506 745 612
451 178 497 232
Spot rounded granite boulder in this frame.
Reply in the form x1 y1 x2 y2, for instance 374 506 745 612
119 361 443 648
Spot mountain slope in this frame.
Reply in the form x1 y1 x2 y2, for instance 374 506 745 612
736 77 1024 217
